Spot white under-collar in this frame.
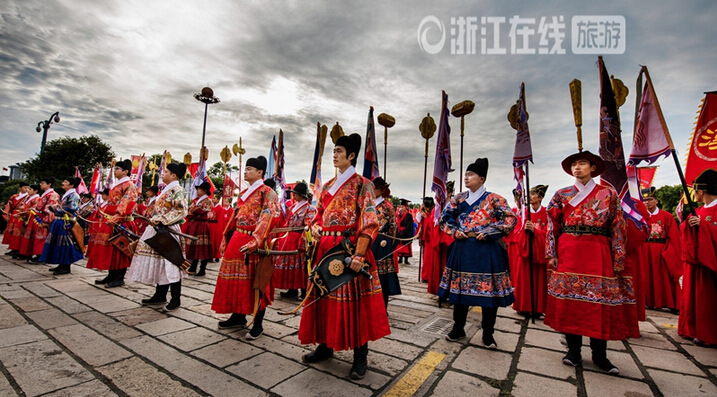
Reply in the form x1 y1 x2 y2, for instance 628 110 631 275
158 181 179 197
27 194 39 201
240 179 264 201
148 196 158 205
196 194 209 204
530 205 544 214
41 188 55 198
328 166 356 196
648 207 659 216
62 188 76 200
112 176 130 188
704 198 717 208
374 196 384 206
17 192 28 199
465 185 486 206
292 200 308 212
569 178 597 207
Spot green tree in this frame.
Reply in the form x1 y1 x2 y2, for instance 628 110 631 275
655 185 683 218
0 180 28 203
20 135 114 190
207 161 239 195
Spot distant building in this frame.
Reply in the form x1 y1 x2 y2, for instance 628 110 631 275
8 165 23 181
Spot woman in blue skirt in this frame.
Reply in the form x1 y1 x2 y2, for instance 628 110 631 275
40 177 84 275
439 158 517 349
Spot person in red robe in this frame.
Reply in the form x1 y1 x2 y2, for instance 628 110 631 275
211 156 279 341
638 188 682 312
511 185 549 317
10 185 39 259
86 160 139 288
430 182 456 302
418 197 436 283
84 189 108 259
371 177 401 308
185 182 214 277
545 151 632 375
395 199 413 264
505 189 524 288
299 133 390 380
3 182 29 257
209 195 224 261
678 169 717 347
20 177 60 262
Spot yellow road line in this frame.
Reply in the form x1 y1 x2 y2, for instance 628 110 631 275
661 323 677 329
472 306 482 313
383 351 446 397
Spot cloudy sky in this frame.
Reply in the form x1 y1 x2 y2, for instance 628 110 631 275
1 0 715 202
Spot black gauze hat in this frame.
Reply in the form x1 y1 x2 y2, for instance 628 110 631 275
335 133 362 158
66 177 81 188
166 162 186 178
466 158 489 178
246 156 268 174
40 176 55 185
19 182 29 187
288 182 309 198
116 159 132 172
195 181 211 193
693 169 717 195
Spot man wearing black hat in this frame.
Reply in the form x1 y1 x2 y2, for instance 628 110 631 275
395 198 414 264
417 196 435 283
679 169 717 347
86 159 139 288
545 151 629 374
2 182 29 257
39 177 84 274
439 158 516 349
128 162 189 312
299 133 390 380
637 187 682 313
211 155 280 341
371 177 401 308
184 181 214 276
20 177 60 263
272 182 317 299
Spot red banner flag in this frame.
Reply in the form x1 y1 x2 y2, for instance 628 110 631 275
637 166 658 191
222 173 236 207
362 106 380 180
685 92 717 184
74 167 89 194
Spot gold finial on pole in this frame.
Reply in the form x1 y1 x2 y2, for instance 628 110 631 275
569 79 583 152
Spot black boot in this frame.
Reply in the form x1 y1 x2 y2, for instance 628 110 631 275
298 288 307 300
246 309 265 340
187 259 198 275
590 338 619 374
481 306 498 349
94 272 112 285
302 343 334 363
218 313 247 329
142 284 169 306
350 344 369 379
163 282 181 312
53 264 71 275
280 289 299 298
106 268 126 288
446 304 469 341
563 334 583 366
195 260 208 277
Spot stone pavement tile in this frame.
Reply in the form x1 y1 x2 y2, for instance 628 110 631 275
584 369 653 396
0 285 33 299
263 320 298 339
26 307 78 330
226 352 305 389
111 307 167 327
43 379 117 397
581 338 626 352
303 356 391 390
526 317 557 332
469 330 520 353
429 370 500 397
157 327 226 352
0 324 48 348
494 315 523 334
524 328 565 352
387 303 436 319
451 346 512 380
0 339 93 396
192 338 262 368
8 296 51 312
582 350 643 380
97 357 199 397
512 372 576 397
50 279 96 293
647 313 678 328
179 287 214 301
632 345 703 376
171 306 224 330
120 335 264 396
429 339 472 371
648 369 717 397
334 349 409 377
280 314 302 329
135 317 195 336
386 309 424 325
499 309 528 320
0 303 27 329
682 344 717 367
271 367 373 397
0 370 14 395
81 295 141 313
22 282 62 298
386 328 439 348
517 347 576 380
390 298 443 314
0 266 48 282
73 311 142 341
628 331 677 351
45 295 92 314
370 337 425 362
242 333 310 361
389 317 415 330
49 323 133 367
638 320 660 334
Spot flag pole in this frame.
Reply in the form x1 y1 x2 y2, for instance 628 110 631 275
419 113 436 282
641 66 696 216
451 101 475 192
378 113 395 180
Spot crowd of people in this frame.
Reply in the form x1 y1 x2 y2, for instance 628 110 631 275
2 138 716 379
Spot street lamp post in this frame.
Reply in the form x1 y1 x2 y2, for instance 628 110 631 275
193 87 220 162
36 111 60 155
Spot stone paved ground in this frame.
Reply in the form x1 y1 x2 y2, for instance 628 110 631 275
1 242 716 396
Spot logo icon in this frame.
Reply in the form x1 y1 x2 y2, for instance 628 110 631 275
418 16 446 54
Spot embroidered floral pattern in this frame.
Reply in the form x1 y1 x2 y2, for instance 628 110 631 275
548 272 636 306
441 191 517 237
439 271 514 298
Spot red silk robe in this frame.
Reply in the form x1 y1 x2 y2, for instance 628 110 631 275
272 200 317 290
19 189 59 257
511 206 549 314
86 180 138 270
638 209 682 310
